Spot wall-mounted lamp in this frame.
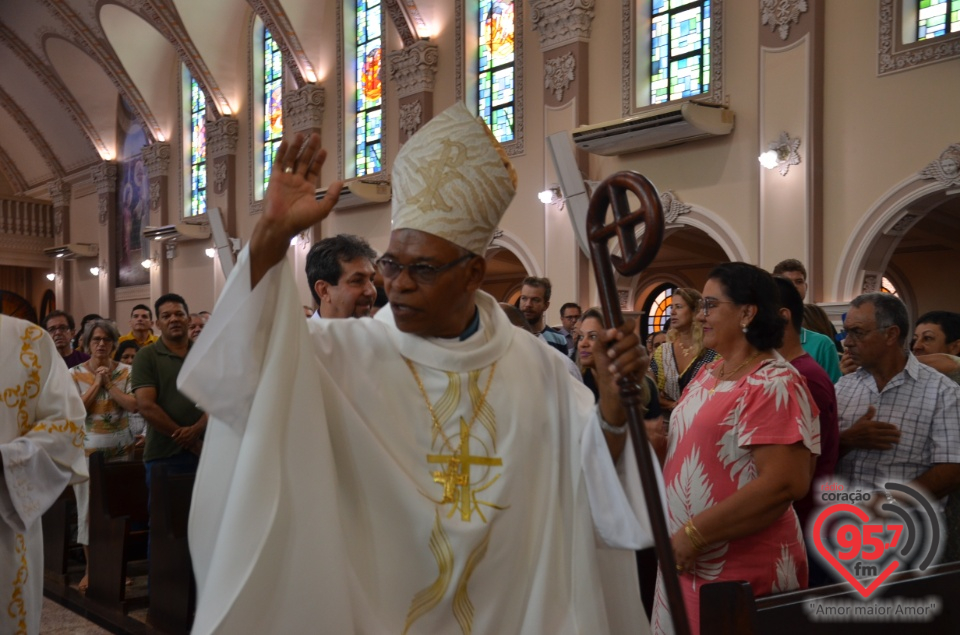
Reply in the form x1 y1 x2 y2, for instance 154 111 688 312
141 258 156 269
205 247 216 258
538 185 563 205
46 272 56 282
758 131 801 176
89 266 101 276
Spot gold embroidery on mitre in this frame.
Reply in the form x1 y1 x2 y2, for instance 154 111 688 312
452 524 493 635
403 511 454 635
392 102 516 255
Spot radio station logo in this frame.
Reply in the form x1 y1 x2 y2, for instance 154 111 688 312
811 481 942 600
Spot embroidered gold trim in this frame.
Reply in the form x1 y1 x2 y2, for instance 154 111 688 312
452 524 492 634
467 370 497 450
403 511 454 634
432 372 460 445
8 533 28 634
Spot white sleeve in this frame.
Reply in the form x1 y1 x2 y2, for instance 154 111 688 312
0 329 87 533
179 246 283 425
581 408 666 550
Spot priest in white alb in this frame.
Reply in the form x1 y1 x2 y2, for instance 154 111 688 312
1 315 87 635
180 103 665 634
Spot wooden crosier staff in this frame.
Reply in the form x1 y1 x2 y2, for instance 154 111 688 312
587 171 691 635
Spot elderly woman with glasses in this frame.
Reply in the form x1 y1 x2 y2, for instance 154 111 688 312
69 319 138 592
649 288 718 423
651 263 820 635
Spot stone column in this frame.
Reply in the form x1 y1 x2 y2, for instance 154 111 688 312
758 0 824 299
387 40 439 143
206 116 239 296
142 142 172 300
285 84 325 139
531 0 595 313
48 179 72 311
284 84 326 281
92 162 118 317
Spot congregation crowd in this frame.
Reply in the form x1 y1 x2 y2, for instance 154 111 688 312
4 102 959 635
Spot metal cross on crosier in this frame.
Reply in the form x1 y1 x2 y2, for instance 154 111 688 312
587 171 691 635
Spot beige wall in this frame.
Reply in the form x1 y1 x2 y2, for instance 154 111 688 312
27 0 960 323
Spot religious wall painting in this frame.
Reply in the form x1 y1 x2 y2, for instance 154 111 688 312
116 99 150 287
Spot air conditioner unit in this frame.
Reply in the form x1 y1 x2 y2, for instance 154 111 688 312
142 223 211 242
572 102 735 156
43 243 99 259
315 179 391 210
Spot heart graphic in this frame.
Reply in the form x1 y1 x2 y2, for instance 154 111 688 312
812 503 901 598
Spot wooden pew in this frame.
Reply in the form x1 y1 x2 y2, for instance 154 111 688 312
147 464 196 634
699 562 960 634
85 452 149 613
41 484 76 584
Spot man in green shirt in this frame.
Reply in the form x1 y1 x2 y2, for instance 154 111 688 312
131 293 206 492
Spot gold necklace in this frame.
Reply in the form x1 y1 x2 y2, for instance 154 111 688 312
717 351 761 380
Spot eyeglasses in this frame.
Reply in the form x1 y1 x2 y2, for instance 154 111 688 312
376 255 473 285
89 336 112 345
837 326 885 342
46 325 71 333
699 299 734 316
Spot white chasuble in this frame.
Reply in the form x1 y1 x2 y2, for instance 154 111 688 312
180 247 662 635
0 316 87 635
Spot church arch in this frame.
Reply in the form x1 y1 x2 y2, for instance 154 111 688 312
833 144 960 314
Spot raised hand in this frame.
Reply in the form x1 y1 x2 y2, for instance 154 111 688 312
250 133 344 287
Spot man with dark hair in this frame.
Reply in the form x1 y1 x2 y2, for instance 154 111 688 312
835 293 960 515
132 293 206 494
557 302 582 357
772 263 841 381
305 234 377 319
773 258 808 299
119 303 158 348
773 277 839 586
42 310 89 368
519 276 567 355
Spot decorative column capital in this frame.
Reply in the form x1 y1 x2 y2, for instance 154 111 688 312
142 142 172 178
531 0 595 51
48 179 71 207
208 116 240 159
387 41 439 98
285 84 325 132
92 161 119 195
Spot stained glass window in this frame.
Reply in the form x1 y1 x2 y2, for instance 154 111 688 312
263 28 283 192
881 276 899 296
189 75 206 217
355 0 382 176
478 0 515 143
917 0 960 40
651 0 710 105
644 284 676 337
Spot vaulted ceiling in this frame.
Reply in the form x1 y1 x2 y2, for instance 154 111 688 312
0 0 432 198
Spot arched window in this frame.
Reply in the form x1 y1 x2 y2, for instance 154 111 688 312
650 0 711 105
917 0 960 40
188 73 206 217
478 0 516 143
881 276 899 296
355 0 383 176
642 283 676 337
263 27 283 193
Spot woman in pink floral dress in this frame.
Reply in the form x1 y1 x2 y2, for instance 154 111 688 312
652 263 821 635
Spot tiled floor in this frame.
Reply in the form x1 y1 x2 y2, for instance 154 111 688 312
40 597 112 635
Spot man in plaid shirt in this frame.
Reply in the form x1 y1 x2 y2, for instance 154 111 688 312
835 293 960 512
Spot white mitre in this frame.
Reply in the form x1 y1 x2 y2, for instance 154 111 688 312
391 102 518 255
